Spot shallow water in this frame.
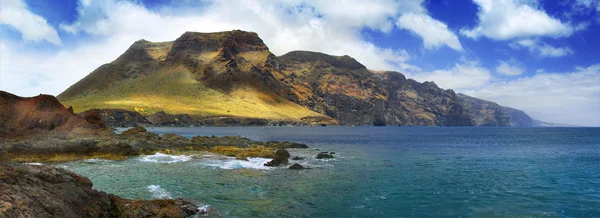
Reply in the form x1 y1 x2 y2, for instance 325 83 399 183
59 127 600 217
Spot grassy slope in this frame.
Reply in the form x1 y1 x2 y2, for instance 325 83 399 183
60 67 323 120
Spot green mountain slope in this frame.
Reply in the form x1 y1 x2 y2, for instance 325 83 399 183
58 30 538 126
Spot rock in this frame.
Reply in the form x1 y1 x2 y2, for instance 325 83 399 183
79 109 151 128
0 163 203 217
83 111 105 127
264 149 290 167
0 91 108 139
264 141 309 149
316 152 334 159
289 163 305 170
121 126 147 136
292 156 304 160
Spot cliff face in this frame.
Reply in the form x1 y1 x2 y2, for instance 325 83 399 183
457 93 511 126
502 106 534 127
56 30 532 126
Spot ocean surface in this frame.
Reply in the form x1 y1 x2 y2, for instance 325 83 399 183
58 127 600 217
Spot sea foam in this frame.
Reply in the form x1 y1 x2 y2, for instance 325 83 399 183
203 157 272 170
147 185 172 199
137 153 191 164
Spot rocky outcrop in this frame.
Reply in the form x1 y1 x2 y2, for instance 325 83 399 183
289 163 306 170
79 109 150 127
0 91 108 139
316 152 334 159
264 149 290 167
0 163 203 217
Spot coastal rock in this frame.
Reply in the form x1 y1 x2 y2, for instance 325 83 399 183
264 149 290 167
79 109 150 127
121 126 148 136
289 163 306 170
292 156 304 160
316 152 334 159
0 163 202 217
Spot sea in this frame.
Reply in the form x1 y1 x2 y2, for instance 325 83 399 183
57 127 600 217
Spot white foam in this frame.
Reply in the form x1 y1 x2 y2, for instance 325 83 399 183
203 157 272 170
147 185 172 199
198 205 211 214
24 162 43 166
137 153 191 164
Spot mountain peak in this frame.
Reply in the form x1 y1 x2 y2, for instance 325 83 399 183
280 51 365 70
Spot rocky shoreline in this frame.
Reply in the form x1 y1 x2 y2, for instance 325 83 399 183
0 162 206 217
79 109 335 128
0 91 314 217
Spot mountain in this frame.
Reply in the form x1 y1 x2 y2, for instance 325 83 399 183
58 30 532 126
58 31 333 125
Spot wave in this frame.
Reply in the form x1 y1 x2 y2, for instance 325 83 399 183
137 153 192 164
203 157 272 170
147 185 172 199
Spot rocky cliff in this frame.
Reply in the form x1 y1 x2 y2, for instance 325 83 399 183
57 30 534 126
457 93 510 126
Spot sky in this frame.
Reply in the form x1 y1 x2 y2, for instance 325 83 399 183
0 0 599 126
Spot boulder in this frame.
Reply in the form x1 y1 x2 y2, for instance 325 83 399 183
316 152 334 159
264 149 290 167
289 163 305 170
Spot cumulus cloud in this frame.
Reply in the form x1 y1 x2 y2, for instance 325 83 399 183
410 62 492 89
461 0 575 40
396 12 463 51
462 64 600 126
496 61 524 76
0 0 62 45
510 39 574 57
2 0 425 96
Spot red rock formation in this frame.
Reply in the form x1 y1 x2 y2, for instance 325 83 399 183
0 91 107 138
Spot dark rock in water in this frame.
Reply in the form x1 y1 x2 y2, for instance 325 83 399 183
292 156 304 160
264 141 309 149
330 152 336 154
316 152 334 159
264 149 290 167
0 163 202 217
289 163 305 170
121 126 147 136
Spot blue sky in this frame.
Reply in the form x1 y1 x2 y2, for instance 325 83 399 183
0 0 599 126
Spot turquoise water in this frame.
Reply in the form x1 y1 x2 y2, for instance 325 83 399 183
59 127 600 217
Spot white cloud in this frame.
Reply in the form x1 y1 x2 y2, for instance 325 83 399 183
410 62 492 89
396 12 463 51
496 61 524 76
0 0 62 45
1 0 424 96
510 39 574 57
461 0 575 40
463 64 600 126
